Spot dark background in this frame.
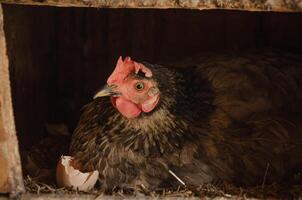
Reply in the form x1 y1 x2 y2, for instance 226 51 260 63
2 4 302 150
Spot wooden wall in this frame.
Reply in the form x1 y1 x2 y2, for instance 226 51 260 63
3 5 57 150
2 4 302 151
0 4 24 194
2 0 302 12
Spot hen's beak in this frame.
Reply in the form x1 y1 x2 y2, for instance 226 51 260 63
93 84 119 99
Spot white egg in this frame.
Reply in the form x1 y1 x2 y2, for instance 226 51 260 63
56 156 99 191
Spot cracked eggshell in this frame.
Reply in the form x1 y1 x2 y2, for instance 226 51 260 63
56 156 99 191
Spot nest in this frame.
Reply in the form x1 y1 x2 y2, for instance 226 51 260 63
22 123 302 199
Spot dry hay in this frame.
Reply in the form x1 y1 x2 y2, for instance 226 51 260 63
23 175 302 199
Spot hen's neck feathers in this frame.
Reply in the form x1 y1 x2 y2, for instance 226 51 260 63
81 64 213 156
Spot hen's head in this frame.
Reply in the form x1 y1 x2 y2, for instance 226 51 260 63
94 57 160 118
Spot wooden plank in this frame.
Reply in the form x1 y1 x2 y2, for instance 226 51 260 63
0 4 24 195
1 0 302 12
0 103 9 193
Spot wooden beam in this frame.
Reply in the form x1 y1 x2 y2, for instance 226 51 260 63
1 0 302 12
0 4 24 195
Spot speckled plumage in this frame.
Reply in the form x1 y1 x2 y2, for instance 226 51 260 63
70 50 302 190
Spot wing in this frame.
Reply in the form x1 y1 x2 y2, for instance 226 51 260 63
179 50 302 121
168 50 302 186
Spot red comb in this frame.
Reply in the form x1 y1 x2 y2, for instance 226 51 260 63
107 56 152 84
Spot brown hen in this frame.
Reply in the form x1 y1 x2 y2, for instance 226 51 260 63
70 50 302 190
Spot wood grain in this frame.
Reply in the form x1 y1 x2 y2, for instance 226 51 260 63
0 4 24 194
1 0 302 12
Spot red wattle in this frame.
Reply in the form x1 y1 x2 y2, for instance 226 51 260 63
111 97 141 118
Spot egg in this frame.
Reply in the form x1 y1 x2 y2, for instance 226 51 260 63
56 156 99 191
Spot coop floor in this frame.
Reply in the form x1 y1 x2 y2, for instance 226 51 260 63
2 186 302 200
14 176 301 200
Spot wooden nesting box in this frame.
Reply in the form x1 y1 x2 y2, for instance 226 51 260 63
0 0 302 196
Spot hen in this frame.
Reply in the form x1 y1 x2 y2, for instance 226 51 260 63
69 50 302 190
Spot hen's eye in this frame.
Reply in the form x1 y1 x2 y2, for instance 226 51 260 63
135 82 144 91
